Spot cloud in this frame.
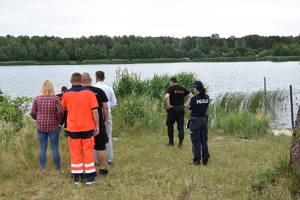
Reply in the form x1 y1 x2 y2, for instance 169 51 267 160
0 0 299 38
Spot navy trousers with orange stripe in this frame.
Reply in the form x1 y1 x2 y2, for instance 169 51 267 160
68 130 96 179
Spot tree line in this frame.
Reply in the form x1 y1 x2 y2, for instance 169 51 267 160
0 34 299 62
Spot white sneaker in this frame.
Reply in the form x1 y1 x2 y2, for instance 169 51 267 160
86 181 95 185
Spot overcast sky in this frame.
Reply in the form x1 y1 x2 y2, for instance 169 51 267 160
0 0 299 39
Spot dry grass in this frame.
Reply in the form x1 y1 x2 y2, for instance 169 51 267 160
0 121 293 200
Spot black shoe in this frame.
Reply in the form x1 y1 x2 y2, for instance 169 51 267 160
202 159 208 165
72 173 84 184
178 140 183 148
190 160 201 166
164 142 174 146
99 169 109 175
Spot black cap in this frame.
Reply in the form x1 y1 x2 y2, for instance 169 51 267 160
192 81 203 88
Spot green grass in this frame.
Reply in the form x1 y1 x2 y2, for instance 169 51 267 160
0 61 76 65
132 58 187 63
0 61 38 65
0 118 294 200
0 72 296 199
191 56 300 62
82 59 131 64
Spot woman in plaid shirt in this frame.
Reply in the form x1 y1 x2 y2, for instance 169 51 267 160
30 80 65 175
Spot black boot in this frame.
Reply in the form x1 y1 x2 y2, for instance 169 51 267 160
178 139 183 148
164 139 174 146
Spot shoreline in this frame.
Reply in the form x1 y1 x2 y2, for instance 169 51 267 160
0 56 299 66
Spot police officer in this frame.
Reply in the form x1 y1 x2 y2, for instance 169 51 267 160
164 77 193 148
188 81 210 165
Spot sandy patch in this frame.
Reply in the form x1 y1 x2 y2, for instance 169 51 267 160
272 129 293 136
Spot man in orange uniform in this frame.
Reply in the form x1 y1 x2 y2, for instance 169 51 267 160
62 72 99 185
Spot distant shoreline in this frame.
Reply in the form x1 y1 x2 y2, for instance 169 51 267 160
0 56 299 66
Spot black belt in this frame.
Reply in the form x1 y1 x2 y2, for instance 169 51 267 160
192 117 206 120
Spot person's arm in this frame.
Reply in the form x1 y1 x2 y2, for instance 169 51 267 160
110 89 117 109
92 108 100 136
56 98 64 121
30 100 37 120
30 113 36 120
188 96 194 116
58 112 64 121
102 102 109 126
164 93 173 109
184 93 193 107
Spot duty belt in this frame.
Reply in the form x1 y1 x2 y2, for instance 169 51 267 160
192 117 206 120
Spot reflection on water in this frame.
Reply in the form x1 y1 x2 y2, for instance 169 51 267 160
0 61 299 128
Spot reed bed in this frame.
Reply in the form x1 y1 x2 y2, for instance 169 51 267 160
192 56 300 62
82 59 131 64
0 61 38 65
214 91 287 114
131 58 187 63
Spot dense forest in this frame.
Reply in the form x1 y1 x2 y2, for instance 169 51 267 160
0 34 299 62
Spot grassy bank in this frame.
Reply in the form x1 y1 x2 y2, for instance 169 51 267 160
192 56 300 62
1 56 299 66
0 118 293 200
0 61 76 65
0 72 297 199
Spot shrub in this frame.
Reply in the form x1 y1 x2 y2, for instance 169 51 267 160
0 90 33 132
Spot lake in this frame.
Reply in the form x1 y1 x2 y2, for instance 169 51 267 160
0 61 299 128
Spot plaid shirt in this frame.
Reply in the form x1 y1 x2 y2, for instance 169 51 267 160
31 95 64 132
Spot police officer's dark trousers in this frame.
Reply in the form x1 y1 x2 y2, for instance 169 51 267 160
166 106 185 144
190 118 210 162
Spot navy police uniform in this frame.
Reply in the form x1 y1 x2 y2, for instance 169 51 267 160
188 93 210 164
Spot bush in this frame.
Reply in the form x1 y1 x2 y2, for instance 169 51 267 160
0 90 33 132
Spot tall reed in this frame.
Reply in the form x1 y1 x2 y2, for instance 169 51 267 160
214 90 287 113
112 68 199 135
214 109 271 138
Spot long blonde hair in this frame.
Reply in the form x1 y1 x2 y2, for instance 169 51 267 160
40 80 56 95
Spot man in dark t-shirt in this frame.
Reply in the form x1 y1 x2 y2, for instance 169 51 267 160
164 77 193 148
82 72 109 176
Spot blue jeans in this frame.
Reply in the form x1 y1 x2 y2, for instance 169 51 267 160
37 127 61 170
190 119 210 162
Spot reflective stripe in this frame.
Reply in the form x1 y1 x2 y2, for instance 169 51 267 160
71 169 84 173
85 169 96 173
71 163 84 167
84 162 95 168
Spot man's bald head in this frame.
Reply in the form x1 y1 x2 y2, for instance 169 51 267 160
81 72 92 86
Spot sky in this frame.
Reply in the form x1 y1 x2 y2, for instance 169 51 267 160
0 0 299 39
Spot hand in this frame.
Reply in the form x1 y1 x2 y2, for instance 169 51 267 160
93 126 99 136
104 120 108 126
168 105 174 109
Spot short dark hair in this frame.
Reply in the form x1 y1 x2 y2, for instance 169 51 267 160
71 72 81 83
95 71 105 81
170 77 177 83
61 86 67 92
